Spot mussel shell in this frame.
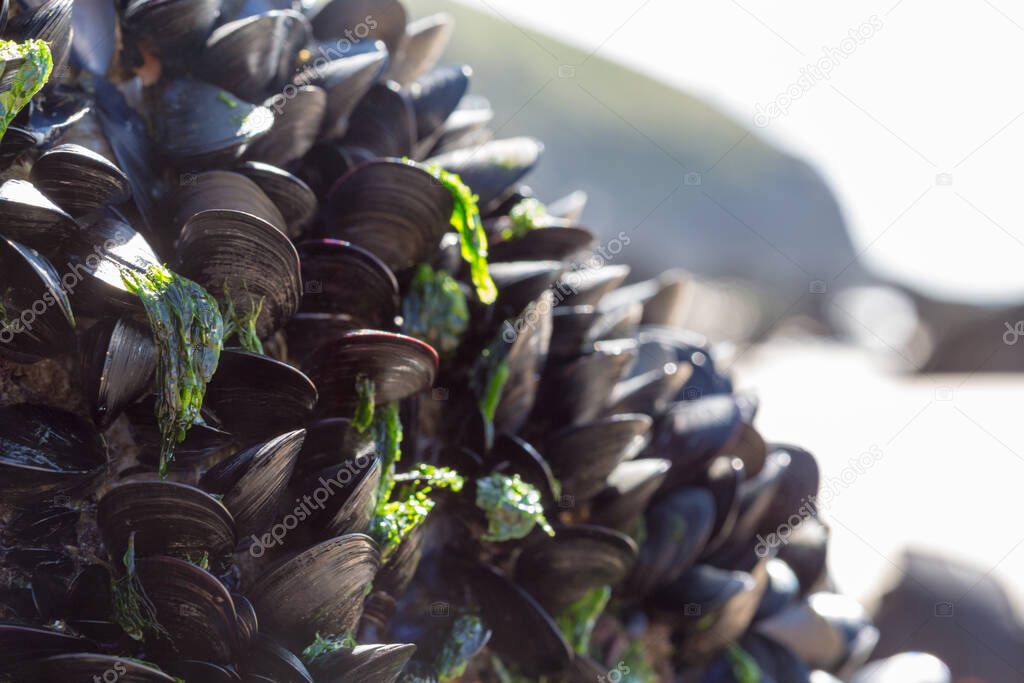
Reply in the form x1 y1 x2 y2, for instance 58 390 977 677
202 429 306 537
557 264 631 308
754 558 803 623
63 213 160 316
69 0 116 75
0 624 91 671
410 64 470 154
237 161 318 238
546 190 588 225
698 456 744 559
489 260 564 320
0 126 37 171
307 642 416 683
543 413 652 501
162 660 242 682
249 534 379 648
0 179 80 251
588 458 670 531
0 238 76 362
97 481 237 566
151 79 274 168
309 0 406 54
757 444 821 537
13 653 175 682
170 170 287 240
604 360 692 418
127 399 234 468
30 144 130 218
776 515 830 595
341 81 416 159
292 416 374 481
324 159 453 272
80 317 156 427
122 0 221 58
529 339 637 431
491 226 596 264
493 291 554 435
0 404 105 503
246 85 327 168
135 556 242 663
468 563 573 677
302 330 438 416
243 633 314 683
8 0 73 77
298 44 387 141
204 349 318 440
0 0 7 34
296 239 399 326
650 395 744 486
385 12 453 85
627 487 715 596
426 137 543 213
200 10 310 101
176 209 301 337
515 525 637 614
490 434 561 511
429 94 494 156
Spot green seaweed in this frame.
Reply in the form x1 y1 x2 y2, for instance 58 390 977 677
401 264 469 357
216 90 238 108
726 644 762 683
502 198 547 241
111 534 167 641
221 283 264 354
0 40 52 142
405 159 497 304
352 374 375 433
121 264 224 477
436 614 486 682
372 402 403 504
370 464 464 559
471 337 510 439
555 586 610 654
475 473 554 542
300 632 356 664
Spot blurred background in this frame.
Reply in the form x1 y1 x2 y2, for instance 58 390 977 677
412 0 1024 676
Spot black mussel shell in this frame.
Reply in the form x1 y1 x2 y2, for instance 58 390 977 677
292 416 374 481
200 10 310 101
0 404 105 504
490 260 564 319
0 0 7 33
8 0 73 77
247 85 327 168
385 12 453 85
249 534 379 649
163 660 242 682
627 487 715 596
122 0 221 59
754 558 802 622
650 395 744 486
557 264 631 308
588 458 670 531
296 239 399 327
204 349 318 439
728 421 767 478
176 209 301 337
0 238 76 362
429 94 494 156
30 144 130 218
80 317 156 427
237 161 318 238
70 0 116 75
307 642 416 683
243 633 314 683
233 592 259 645
341 81 416 159
374 522 425 597
757 444 821 537
515 525 637 614
604 360 691 418
543 413 651 501
309 0 406 54
127 398 234 467
410 64 470 155
151 79 274 168
63 212 160 316
698 456 744 559
0 125 37 171
546 190 588 224
303 330 438 416
0 624 91 671
200 429 306 537
14 653 176 682
427 137 543 213
0 179 80 252
298 44 387 141
493 292 553 435
303 455 381 537
97 481 236 566
600 270 689 329
776 515 830 595
468 563 573 677
135 556 242 663
170 170 287 240
549 305 598 359
491 434 560 511
491 226 596 264
324 159 453 272
530 339 637 431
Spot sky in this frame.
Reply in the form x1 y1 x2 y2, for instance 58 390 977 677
450 0 1024 304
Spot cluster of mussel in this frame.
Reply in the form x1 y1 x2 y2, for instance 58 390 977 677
0 0 950 681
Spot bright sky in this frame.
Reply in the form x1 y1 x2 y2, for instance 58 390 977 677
453 0 1024 304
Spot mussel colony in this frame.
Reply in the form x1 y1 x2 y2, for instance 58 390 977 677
0 0 949 681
